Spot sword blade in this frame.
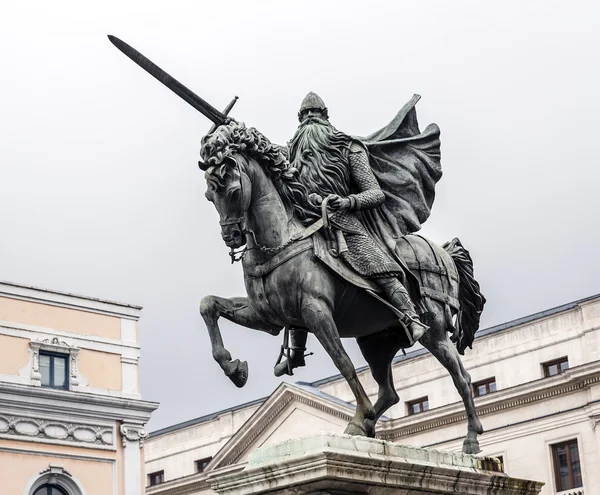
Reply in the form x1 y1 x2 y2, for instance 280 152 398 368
108 35 227 125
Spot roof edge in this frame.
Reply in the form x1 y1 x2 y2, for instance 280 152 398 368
310 292 600 387
149 396 267 438
0 280 143 318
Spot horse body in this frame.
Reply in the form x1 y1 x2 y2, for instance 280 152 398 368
200 126 485 453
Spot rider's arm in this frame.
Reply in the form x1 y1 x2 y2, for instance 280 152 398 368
347 141 385 211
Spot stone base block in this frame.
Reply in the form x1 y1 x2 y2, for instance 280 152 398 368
210 433 544 495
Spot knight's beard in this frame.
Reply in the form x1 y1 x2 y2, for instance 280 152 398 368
288 119 351 201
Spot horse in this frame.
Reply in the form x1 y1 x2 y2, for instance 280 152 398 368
198 122 486 454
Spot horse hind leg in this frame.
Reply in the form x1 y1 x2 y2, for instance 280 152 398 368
420 305 483 454
200 295 281 387
357 332 401 436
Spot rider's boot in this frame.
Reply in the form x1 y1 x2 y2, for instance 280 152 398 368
378 277 429 344
274 328 308 377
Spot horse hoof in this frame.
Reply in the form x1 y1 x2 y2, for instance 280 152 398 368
462 439 481 455
344 422 368 437
363 419 377 438
226 359 248 388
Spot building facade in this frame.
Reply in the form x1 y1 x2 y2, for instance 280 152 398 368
0 281 159 495
145 294 600 495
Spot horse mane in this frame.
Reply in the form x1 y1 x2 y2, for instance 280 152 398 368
201 122 314 223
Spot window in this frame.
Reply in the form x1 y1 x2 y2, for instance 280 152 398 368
39 351 69 390
195 457 212 473
407 397 429 415
34 485 69 495
543 357 569 377
552 440 582 491
148 470 165 486
473 377 497 397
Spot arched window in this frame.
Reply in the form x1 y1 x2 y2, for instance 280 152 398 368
24 465 87 495
33 486 69 495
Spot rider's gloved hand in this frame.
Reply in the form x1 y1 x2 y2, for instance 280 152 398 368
326 194 351 211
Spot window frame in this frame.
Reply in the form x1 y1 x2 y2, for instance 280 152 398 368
551 439 583 491
195 457 212 473
148 470 165 487
406 396 429 416
39 350 70 390
472 377 497 397
33 485 69 495
30 338 80 389
543 357 569 378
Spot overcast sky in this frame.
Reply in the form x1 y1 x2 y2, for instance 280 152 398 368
1 1 599 431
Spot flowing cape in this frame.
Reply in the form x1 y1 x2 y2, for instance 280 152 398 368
354 94 442 237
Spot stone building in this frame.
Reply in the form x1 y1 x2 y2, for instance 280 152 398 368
145 293 600 495
0 281 159 495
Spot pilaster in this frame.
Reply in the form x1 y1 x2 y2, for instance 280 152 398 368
120 422 148 495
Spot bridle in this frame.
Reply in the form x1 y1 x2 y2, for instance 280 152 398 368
216 160 332 264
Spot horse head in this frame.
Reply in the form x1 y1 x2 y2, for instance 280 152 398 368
201 152 252 249
200 122 313 252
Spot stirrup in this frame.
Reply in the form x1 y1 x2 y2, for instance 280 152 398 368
401 314 429 346
274 328 313 376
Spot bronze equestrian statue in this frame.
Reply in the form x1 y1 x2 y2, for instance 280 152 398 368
109 36 487 454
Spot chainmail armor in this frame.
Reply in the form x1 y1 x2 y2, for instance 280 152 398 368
347 142 386 210
326 141 403 278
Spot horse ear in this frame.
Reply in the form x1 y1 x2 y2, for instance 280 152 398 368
198 160 208 171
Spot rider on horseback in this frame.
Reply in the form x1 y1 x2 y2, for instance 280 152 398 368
274 92 430 376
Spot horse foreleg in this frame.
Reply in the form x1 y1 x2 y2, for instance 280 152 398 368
421 330 484 454
302 301 375 437
357 332 401 436
200 295 282 388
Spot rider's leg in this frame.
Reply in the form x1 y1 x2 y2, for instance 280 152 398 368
274 327 308 377
376 277 429 343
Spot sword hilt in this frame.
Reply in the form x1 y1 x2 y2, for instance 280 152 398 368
199 96 239 170
208 96 238 134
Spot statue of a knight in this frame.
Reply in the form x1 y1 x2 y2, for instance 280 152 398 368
274 92 443 377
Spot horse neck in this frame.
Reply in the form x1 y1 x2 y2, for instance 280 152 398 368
243 158 295 263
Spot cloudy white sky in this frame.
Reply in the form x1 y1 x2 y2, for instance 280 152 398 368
1 1 598 430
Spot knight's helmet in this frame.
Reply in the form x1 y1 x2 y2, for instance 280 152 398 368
298 91 329 122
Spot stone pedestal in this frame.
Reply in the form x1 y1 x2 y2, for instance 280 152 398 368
210 433 544 495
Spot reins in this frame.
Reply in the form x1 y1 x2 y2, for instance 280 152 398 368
228 204 331 264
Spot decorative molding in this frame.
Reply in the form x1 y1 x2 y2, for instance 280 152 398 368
147 478 212 495
378 371 600 441
120 423 148 448
2 319 140 354
1 444 116 462
29 337 84 388
39 464 73 477
0 413 114 450
24 462 90 495
0 280 141 320
224 394 294 466
0 380 158 424
218 387 355 467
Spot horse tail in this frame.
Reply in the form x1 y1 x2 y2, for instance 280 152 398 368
442 237 486 355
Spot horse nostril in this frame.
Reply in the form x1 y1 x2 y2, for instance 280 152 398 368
232 230 241 238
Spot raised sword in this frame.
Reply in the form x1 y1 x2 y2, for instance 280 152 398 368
107 35 237 126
